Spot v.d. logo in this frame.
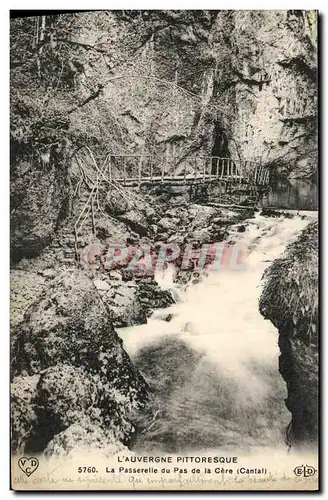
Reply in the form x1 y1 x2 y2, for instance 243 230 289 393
18 457 39 477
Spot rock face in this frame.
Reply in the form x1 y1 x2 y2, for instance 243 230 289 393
218 11 317 179
259 221 318 447
279 338 318 445
10 11 317 270
11 270 148 454
10 10 318 459
10 154 69 263
92 276 175 327
11 374 39 453
67 11 317 180
10 270 46 330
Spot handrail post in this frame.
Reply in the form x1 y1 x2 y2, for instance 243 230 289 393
150 158 153 183
91 194 95 235
123 157 127 186
74 226 79 261
138 155 142 189
108 155 112 182
161 157 165 183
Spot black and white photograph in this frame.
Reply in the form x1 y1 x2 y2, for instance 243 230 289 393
10 9 318 491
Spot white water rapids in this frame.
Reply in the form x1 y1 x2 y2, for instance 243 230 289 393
118 212 316 455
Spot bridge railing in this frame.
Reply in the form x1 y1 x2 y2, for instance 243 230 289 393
105 155 270 187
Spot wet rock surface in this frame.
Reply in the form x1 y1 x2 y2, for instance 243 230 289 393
136 280 175 317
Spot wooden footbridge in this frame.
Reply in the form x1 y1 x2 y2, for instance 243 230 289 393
105 155 270 188
71 149 271 257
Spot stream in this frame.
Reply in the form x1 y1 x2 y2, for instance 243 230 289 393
118 212 315 455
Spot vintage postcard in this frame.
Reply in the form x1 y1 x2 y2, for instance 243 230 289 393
10 10 318 491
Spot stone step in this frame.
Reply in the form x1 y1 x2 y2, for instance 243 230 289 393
64 250 75 258
62 237 76 245
60 230 75 237
58 257 76 264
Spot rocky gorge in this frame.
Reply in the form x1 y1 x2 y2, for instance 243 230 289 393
11 187 257 456
10 10 318 460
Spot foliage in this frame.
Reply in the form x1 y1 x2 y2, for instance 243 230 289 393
11 15 78 163
10 11 229 168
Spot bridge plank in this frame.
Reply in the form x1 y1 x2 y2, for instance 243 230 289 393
106 155 270 188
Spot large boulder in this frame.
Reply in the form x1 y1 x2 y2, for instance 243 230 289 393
95 280 147 327
188 204 217 232
118 210 149 236
11 269 148 453
93 277 175 326
157 217 179 234
136 279 175 317
105 189 133 216
44 417 128 458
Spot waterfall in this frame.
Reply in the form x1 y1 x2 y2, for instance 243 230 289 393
118 213 314 454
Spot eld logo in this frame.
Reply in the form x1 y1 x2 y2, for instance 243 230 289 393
18 457 39 477
293 465 317 478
